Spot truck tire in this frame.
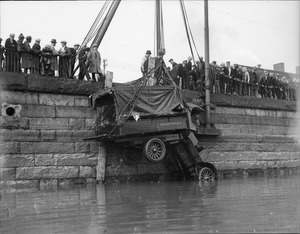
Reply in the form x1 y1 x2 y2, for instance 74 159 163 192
143 138 166 163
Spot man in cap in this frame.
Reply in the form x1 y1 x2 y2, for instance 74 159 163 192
32 39 42 74
274 74 281 99
141 50 152 76
168 58 177 69
249 66 259 97
50 39 59 76
219 62 228 94
78 44 90 80
258 71 268 98
69 43 80 78
16 33 25 72
154 49 166 85
58 40 72 78
40 44 53 76
21 35 33 74
4 33 18 72
187 56 193 73
178 60 189 89
0 38 5 71
86 44 103 82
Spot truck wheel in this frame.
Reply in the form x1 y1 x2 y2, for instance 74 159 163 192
198 167 215 181
144 138 166 163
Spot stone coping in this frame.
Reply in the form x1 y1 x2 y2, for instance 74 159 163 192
0 72 104 95
183 90 297 112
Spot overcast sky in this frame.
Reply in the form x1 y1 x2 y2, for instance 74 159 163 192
0 1 299 83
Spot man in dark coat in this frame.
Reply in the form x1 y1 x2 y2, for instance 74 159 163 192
259 72 268 98
168 58 177 69
78 45 90 80
4 33 18 72
40 44 53 76
0 38 5 71
231 64 239 95
249 66 259 97
170 63 181 86
58 40 72 78
154 49 166 85
69 43 80 78
32 39 42 74
86 44 102 82
274 74 281 99
178 60 189 89
219 63 228 94
141 50 152 76
16 33 25 72
226 65 233 95
22 35 33 74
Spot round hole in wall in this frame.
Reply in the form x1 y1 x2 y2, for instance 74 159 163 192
6 107 15 116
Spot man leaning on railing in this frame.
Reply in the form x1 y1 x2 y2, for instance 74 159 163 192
0 38 5 71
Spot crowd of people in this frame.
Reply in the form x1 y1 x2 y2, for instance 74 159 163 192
140 50 298 101
0 33 104 82
1 33 298 101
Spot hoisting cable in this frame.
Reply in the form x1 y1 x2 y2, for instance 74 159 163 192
181 0 202 62
72 0 111 76
179 0 196 64
80 0 110 49
73 1 118 77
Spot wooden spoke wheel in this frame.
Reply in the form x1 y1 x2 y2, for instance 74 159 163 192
198 167 215 181
144 138 166 163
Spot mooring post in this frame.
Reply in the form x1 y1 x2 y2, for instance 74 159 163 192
97 141 107 183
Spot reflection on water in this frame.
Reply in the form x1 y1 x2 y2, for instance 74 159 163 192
0 174 299 233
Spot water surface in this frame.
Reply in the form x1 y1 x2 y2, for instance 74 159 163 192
0 174 299 233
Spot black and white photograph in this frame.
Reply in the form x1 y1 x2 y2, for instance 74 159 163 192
0 1 299 233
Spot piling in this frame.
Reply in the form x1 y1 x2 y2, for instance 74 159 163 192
97 141 107 183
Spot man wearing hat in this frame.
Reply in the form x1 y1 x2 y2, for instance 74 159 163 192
0 38 5 71
141 50 152 76
22 35 33 74
16 33 25 72
78 44 90 80
168 58 177 69
85 44 103 82
178 60 189 89
154 49 166 85
58 40 72 78
32 39 42 74
69 43 80 78
49 39 59 76
4 33 18 72
40 44 53 76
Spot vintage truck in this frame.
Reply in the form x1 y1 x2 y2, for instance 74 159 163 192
87 79 220 181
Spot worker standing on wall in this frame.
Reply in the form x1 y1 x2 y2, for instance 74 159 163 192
86 44 103 82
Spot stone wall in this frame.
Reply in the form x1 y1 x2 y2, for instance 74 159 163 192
204 105 300 176
0 72 299 188
0 73 102 188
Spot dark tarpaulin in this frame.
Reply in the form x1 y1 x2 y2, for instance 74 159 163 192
93 85 185 117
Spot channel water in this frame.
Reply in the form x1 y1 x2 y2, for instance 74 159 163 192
0 173 299 233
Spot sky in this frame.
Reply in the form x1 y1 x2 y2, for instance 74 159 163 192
0 0 299 83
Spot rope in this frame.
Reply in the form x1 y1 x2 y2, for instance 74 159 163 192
179 0 195 64
182 1 202 61
180 0 202 63
80 0 110 49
